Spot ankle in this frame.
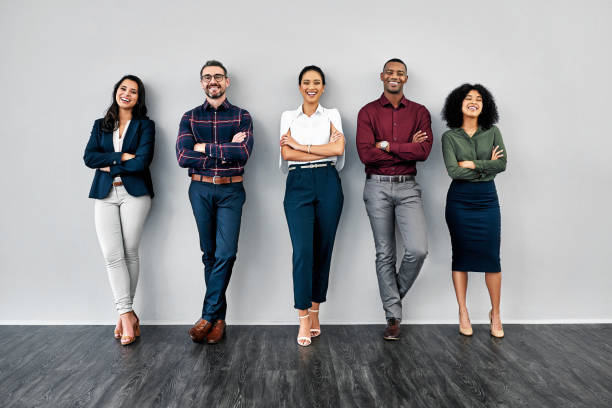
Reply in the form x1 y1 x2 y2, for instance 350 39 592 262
121 311 136 324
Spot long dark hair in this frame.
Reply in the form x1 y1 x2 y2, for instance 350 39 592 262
441 83 499 129
101 74 148 132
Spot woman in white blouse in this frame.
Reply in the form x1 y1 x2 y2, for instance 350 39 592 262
280 65 346 347
83 75 155 346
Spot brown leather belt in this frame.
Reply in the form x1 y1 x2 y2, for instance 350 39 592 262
113 181 123 187
191 174 243 184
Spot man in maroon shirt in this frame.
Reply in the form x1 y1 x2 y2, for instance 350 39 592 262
356 58 433 340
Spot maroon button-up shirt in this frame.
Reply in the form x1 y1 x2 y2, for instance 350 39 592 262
356 94 433 175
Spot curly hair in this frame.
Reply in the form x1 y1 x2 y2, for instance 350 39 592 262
441 83 499 129
102 75 148 133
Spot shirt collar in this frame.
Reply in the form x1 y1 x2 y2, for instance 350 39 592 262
454 125 483 137
296 103 325 117
203 98 231 111
378 93 408 108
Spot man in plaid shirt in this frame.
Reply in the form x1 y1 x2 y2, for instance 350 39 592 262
176 60 254 344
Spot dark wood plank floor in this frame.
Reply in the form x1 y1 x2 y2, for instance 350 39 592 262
1 324 611 407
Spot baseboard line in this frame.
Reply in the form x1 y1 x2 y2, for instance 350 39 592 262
1 319 612 325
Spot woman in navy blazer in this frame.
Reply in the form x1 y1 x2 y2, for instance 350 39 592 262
84 74 155 346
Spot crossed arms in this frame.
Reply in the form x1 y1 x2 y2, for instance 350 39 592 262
83 120 155 174
176 110 254 169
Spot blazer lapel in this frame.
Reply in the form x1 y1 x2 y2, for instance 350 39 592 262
121 120 139 151
101 128 114 152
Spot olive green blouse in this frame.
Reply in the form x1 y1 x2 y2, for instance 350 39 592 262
441 125 507 181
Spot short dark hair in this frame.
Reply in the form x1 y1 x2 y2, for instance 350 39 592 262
383 58 407 72
298 65 325 85
200 60 227 79
441 83 499 129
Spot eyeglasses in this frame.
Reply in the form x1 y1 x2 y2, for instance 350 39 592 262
201 74 226 83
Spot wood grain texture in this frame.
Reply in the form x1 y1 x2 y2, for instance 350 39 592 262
1 325 611 407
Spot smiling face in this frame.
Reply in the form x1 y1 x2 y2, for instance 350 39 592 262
115 79 139 110
299 70 324 105
461 89 483 119
200 65 229 100
380 61 407 94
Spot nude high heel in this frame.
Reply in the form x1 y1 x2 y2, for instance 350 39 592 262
458 309 473 337
114 316 122 340
120 311 139 346
489 310 504 338
133 311 141 337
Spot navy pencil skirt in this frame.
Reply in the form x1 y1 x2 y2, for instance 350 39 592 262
445 180 501 273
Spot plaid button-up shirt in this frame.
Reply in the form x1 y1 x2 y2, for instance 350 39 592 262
176 99 254 177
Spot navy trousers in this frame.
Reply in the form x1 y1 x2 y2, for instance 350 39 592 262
283 164 343 310
189 181 245 321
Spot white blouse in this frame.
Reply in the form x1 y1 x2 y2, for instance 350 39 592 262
112 120 130 182
278 104 345 173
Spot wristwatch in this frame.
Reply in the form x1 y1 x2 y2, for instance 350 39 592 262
379 141 389 151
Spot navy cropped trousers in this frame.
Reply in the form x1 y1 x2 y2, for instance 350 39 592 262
283 164 343 310
189 180 245 321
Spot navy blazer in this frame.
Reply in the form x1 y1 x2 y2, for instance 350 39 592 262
84 118 155 199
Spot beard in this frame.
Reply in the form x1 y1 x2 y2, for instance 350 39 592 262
205 87 225 99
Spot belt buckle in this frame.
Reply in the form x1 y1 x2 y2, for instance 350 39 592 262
212 176 220 184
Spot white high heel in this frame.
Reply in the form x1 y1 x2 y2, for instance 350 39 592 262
308 309 321 338
297 314 311 347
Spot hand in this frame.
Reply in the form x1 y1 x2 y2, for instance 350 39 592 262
121 153 135 161
458 161 476 169
232 132 247 143
99 167 110 172
491 145 504 160
194 143 207 153
330 128 344 143
412 130 427 143
280 129 301 150
375 141 390 152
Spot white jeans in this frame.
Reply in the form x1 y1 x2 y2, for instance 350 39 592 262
94 185 151 314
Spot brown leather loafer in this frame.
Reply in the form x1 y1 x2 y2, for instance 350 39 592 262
207 320 226 344
189 318 213 343
383 318 400 340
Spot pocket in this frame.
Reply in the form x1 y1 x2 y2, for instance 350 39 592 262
363 179 372 203
330 167 342 185
412 181 422 196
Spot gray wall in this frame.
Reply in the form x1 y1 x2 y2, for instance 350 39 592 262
1 0 611 324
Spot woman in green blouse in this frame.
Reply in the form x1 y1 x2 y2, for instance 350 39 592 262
441 84 507 338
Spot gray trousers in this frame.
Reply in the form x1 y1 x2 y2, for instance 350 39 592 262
363 178 428 320
94 185 151 314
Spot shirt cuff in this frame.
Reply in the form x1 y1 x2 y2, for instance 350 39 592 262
205 143 222 160
473 160 487 173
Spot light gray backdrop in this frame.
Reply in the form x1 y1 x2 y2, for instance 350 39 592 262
1 0 610 324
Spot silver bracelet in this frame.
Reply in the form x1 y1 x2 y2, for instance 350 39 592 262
308 144 311 154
